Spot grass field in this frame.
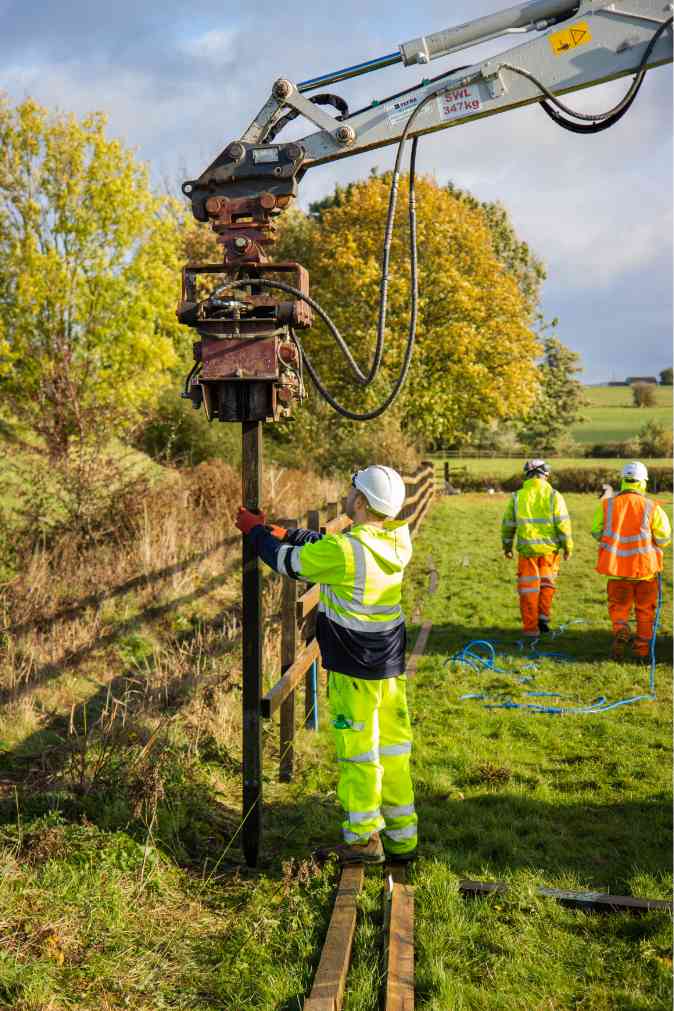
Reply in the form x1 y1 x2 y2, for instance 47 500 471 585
0 494 671 1009
571 385 672 446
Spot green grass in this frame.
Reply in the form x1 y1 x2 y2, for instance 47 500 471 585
0 494 671 1009
572 385 672 446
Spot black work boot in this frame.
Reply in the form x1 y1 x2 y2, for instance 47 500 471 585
314 831 385 865
538 617 551 635
384 848 418 864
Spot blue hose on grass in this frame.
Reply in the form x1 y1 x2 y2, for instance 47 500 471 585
451 576 663 715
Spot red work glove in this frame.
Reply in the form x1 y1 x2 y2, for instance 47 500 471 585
266 524 288 540
235 507 266 536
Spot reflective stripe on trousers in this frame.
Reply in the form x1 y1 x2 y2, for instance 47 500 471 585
606 578 658 653
516 554 560 634
328 671 417 853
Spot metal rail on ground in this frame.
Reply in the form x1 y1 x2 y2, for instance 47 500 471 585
460 879 673 915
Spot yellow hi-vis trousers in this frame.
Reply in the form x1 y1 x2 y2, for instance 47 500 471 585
328 671 417 855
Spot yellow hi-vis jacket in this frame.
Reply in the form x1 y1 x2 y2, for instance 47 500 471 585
254 519 413 679
591 481 671 581
501 477 573 558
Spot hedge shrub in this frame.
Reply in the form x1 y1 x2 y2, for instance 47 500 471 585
447 466 672 494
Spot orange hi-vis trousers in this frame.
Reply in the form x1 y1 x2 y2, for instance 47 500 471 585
517 554 560 635
607 578 659 656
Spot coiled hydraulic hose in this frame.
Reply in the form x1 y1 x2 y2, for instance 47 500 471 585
211 91 437 420
507 15 672 134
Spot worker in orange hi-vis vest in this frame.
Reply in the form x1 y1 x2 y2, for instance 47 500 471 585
592 461 671 661
501 460 574 637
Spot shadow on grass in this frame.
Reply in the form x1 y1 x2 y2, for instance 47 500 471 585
413 791 672 892
0 561 241 708
1 535 238 639
413 621 673 666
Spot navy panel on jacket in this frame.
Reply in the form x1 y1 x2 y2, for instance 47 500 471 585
247 524 406 680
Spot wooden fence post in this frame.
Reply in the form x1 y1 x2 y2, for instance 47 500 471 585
444 460 450 485
305 509 321 731
241 420 263 867
279 517 299 784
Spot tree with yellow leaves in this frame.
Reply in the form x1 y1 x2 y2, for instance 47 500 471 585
276 172 542 448
0 96 183 460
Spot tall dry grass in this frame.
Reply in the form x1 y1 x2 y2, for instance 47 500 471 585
0 457 341 781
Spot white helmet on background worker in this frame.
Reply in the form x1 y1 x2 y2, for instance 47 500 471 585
622 461 648 483
523 459 550 477
352 465 406 518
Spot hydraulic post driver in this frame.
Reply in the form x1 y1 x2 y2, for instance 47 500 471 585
177 0 672 424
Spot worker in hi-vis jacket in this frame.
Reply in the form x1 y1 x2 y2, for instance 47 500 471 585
501 459 574 637
235 465 416 865
592 461 671 661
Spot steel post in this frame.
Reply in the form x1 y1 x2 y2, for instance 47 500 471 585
241 420 263 867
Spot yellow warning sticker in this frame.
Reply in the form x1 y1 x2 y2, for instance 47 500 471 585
549 21 592 56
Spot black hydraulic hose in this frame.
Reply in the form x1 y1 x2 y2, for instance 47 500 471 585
538 85 642 133
504 15 672 128
295 135 420 421
210 90 436 419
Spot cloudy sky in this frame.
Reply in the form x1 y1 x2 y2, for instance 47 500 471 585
2 0 672 382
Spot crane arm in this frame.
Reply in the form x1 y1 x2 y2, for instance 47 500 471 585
183 0 672 219
177 0 671 425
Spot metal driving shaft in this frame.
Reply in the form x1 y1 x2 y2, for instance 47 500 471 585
399 0 580 65
298 0 580 91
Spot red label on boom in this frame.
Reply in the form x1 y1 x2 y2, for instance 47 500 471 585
437 85 482 121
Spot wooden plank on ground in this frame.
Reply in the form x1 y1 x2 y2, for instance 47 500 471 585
385 880 415 1011
405 622 432 679
260 638 320 718
459 880 673 915
406 560 437 679
304 865 365 1011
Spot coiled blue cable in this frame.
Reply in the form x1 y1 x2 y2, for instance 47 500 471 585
451 582 663 716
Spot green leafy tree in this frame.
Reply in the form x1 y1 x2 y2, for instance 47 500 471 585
518 334 587 452
0 96 183 459
659 367 672 386
275 173 541 449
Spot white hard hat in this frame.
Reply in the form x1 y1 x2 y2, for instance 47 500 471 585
622 461 648 483
524 459 549 476
352 465 406 518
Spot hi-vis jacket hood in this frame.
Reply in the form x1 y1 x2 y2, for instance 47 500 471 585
349 520 413 576
250 519 413 679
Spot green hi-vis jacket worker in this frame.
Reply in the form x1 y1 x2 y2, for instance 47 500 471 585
235 465 417 865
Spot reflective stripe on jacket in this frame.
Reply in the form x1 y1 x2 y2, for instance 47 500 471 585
593 491 668 579
501 478 573 557
250 520 412 679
